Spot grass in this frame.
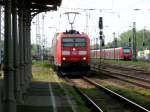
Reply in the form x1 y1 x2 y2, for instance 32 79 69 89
51 73 92 112
104 59 150 67
32 61 92 112
0 71 3 79
32 61 150 111
83 87 130 112
91 58 150 71
108 86 150 110
99 81 150 110
62 82 92 112
32 60 53 68
32 60 53 82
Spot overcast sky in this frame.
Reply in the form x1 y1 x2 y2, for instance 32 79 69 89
31 0 150 47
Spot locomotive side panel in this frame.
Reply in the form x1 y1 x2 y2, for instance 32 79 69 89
86 36 90 64
91 47 132 61
51 33 62 67
56 35 62 66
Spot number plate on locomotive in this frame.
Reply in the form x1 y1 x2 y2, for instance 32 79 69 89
72 51 78 55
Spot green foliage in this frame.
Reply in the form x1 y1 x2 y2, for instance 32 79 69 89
32 60 52 67
105 29 150 50
63 84 92 112
106 85 150 109
31 44 39 55
118 30 131 47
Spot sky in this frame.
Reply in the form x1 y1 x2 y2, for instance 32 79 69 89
31 0 150 47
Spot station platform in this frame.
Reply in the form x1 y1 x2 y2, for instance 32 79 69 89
17 81 79 112
0 79 3 112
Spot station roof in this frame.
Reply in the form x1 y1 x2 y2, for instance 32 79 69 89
31 0 62 12
0 0 62 13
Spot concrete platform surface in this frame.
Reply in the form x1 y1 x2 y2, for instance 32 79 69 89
17 81 79 112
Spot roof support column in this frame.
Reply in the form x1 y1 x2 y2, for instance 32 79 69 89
26 13 32 84
19 9 26 95
12 0 22 103
23 10 29 91
3 0 16 111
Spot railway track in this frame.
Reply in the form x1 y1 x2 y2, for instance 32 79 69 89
92 65 150 89
65 76 149 112
102 63 150 75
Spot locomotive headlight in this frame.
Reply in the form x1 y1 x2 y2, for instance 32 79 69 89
72 48 76 51
62 51 70 55
83 57 86 60
62 57 66 60
79 51 87 55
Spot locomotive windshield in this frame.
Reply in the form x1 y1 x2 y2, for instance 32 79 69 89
123 48 130 53
62 38 86 47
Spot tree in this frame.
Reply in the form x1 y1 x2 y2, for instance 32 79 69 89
105 29 150 50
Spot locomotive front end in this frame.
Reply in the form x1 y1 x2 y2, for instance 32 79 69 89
60 34 90 72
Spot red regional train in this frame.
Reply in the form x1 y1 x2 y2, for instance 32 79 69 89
91 47 132 60
51 30 91 72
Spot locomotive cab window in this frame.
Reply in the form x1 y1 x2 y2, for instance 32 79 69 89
62 38 86 47
123 48 130 53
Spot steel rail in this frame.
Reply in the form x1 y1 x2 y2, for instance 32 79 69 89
103 66 150 83
101 63 150 74
98 68 150 89
102 70 150 89
93 64 150 83
64 77 103 112
92 65 150 89
74 86 103 112
101 67 150 83
83 76 150 112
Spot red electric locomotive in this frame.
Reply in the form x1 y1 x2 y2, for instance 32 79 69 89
51 30 90 72
91 47 132 60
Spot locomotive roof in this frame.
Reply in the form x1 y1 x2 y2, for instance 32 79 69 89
61 33 88 38
52 30 89 42
98 47 131 51
63 30 80 34
61 30 87 35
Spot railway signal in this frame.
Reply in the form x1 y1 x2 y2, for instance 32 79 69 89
98 17 104 65
99 31 103 39
99 17 103 29
101 38 105 46
99 17 104 47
